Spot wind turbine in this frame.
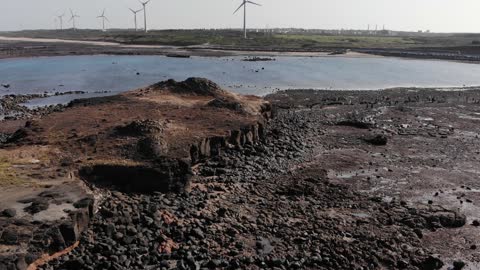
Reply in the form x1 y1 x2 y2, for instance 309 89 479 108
139 0 151 33
69 9 80 30
129 8 143 31
97 9 109 32
234 0 261 39
57 13 65 30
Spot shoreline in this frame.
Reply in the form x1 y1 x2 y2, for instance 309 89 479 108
3 85 480 122
2 36 480 63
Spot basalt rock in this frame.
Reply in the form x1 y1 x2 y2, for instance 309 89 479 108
190 122 267 163
151 77 226 97
1 208 17 218
79 159 192 194
365 134 388 146
115 119 165 137
207 98 245 113
137 135 169 159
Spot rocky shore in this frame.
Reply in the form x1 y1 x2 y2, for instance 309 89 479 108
2 82 480 269
0 91 89 121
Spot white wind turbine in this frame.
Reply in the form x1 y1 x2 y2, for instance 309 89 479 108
139 0 152 33
234 0 261 39
69 9 80 30
97 9 110 32
129 8 143 31
57 13 65 30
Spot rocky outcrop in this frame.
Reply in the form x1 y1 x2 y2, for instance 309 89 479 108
0 78 271 269
0 196 94 270
79 161 192 194
190 122 267 164
150 77 227 97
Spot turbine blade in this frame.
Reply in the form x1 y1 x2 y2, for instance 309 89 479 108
70 9 74 16
105 17 110 22
129 8 135 13
246 1 261 6
233 2 246 14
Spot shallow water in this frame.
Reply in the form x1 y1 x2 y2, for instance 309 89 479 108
1 55 480 106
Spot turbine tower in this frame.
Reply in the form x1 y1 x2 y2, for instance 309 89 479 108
97 9 109 32
139 0 151 33
69 9 80 30
129 8 143 31
57 13 65 30
234 0 261 39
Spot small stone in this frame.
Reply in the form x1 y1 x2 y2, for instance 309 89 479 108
191 228 205 239
453 260 466 270
472 220 480 227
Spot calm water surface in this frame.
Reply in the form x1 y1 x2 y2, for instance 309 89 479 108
1 55 480 106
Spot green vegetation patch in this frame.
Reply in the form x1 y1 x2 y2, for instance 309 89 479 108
0 157 29 187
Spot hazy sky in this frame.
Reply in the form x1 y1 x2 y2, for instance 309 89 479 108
1 0 479 33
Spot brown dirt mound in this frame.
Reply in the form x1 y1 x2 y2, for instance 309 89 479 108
150 77 227 97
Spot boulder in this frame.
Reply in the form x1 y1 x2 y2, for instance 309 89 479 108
0 229 18 245
365 134 388 146
1 208 17 218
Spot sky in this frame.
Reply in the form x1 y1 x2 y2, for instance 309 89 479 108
0 0 479 33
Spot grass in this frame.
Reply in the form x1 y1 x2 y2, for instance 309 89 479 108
0 157 29 187
274 34 418 48
2 29 480 50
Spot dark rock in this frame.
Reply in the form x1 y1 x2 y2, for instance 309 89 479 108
0 229 18 245
73 197 94 216
59 223 79 246
137 135 169 159
453 260 466 270
472 220 480 227
337 119 374 129
191 228 205 239
6 128 29 144
365 134 388 146
152 77 226 97
1 209 16 218
421 255 444 270
23 198 49 214
256 238 274 255
79 161 191 193
207 98 245 113
115 119 164 137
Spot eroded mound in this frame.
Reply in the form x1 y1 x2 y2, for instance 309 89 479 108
150 77 226 97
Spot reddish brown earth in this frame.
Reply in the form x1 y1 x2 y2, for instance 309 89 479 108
2 83 480 270
0 78 270 269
